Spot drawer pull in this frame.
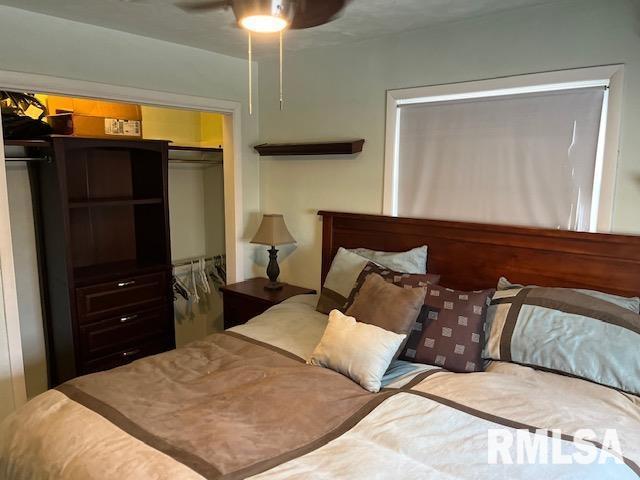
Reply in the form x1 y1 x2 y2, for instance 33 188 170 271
120 314 138 323
117 280 136 288
122 348 140 358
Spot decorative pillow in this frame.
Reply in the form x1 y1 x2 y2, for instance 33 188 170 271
346 273 426 356
317 248 371 314
344 262 441 310
399 285 495 373
498 276 640 313
308 310 406 393
349 245 428 274
317 247 437 315
484 286 640 395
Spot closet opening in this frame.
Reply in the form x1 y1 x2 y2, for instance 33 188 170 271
2 91 231 397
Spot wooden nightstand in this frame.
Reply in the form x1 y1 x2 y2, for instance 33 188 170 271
220 278 316 329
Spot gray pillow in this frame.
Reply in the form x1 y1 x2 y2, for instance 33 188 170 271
498 277 640 313
349 246 428 274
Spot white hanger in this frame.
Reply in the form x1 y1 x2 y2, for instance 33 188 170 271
190 260 200 304
199 257 211 294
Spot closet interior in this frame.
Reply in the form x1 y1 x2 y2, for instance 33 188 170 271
2 93 227 393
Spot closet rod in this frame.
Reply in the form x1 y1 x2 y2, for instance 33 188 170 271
172 254 225 267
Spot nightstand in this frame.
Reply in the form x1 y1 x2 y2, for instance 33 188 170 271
220 277 316 329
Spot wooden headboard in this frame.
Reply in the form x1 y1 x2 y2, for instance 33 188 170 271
319 211 640 297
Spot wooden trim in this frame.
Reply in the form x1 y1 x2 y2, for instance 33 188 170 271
318 211 640 297
254 140 364 156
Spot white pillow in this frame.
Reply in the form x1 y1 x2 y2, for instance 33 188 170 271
307 310 406 393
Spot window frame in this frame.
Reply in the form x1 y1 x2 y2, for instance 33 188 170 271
383 65 624 232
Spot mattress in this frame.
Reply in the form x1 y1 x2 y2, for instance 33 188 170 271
1 294 638 479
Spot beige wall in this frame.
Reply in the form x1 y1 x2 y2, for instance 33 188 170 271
258 0 640 291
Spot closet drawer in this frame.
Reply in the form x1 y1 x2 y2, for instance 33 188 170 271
76 272 168 324
80 336 172 375
79 307 171 359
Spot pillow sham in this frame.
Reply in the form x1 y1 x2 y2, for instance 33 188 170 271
498 276 640 313
349 245 427 274
399 285 494 373
316 248 371 314
483 285 640 395
317 247 438 315
308 310 406 393
346 273 426 356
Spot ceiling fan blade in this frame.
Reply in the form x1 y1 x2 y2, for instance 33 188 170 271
290 0 348 29
175 0 230 12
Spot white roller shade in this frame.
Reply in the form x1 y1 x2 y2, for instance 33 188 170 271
396 87 606 231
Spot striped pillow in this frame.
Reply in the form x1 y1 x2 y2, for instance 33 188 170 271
483 286 640 395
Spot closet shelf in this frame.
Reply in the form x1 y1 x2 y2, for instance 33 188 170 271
253 139 365 156
168 145 222 153
168 145 223 166
68 197 163 208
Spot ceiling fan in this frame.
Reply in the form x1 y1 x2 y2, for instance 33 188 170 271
176 0 350 114
177 0 349 31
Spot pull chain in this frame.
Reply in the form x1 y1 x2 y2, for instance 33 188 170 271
248 31 253 115
279 30 284 111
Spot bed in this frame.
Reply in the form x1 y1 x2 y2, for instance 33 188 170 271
1 211 639 479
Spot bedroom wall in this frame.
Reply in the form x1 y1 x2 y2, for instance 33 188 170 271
258 0 640 291
0 5 262 413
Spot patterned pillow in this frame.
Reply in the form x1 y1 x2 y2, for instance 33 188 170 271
344 262 441 310
483 286 640 395
399 286 495 373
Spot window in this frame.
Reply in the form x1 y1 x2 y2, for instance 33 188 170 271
384 67 623 232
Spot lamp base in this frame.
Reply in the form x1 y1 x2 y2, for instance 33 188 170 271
265 246 282 291
264 281 283 291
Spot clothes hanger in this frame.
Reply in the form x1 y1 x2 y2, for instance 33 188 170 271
190 260 200 304
199 257 211 294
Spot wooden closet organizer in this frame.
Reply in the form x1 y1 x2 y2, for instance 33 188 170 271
37 136 174 385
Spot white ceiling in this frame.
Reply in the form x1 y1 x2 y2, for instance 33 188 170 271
0 0 557 58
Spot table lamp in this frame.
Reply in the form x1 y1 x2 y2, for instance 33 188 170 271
250 214 296 290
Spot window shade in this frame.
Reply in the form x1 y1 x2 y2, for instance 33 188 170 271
396 87 605 231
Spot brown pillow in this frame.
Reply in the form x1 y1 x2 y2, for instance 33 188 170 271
399 285 494 373
346 273 427 339
344 262 441 310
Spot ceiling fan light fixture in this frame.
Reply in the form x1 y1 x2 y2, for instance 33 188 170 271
239 14 288 33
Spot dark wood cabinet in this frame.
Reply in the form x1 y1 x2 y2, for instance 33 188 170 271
36 136 174 385
220 278 316 329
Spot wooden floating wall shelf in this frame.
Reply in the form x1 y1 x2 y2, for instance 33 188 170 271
254 139 365 156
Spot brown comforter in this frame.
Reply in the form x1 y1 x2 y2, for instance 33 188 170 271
1 298 639 479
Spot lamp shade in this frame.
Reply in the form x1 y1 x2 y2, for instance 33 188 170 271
250 214 296 246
